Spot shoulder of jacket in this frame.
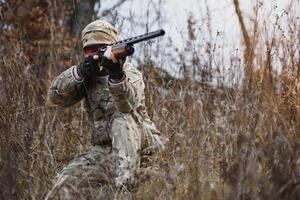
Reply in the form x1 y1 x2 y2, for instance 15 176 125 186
124 62 143 84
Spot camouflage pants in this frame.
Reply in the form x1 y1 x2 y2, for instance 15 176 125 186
45 114 165 200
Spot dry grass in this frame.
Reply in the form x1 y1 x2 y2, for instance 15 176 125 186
0 0 299 199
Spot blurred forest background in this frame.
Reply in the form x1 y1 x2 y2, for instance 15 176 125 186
0 0 299 199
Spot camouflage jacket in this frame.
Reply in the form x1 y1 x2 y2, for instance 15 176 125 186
46 63 165 150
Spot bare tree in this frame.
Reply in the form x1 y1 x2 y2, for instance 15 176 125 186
70 0 98 37
233 0 254 84
69 0 127 37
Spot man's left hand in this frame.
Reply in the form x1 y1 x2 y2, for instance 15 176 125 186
101 46 125 81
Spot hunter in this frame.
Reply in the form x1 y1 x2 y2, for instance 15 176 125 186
45 20 166 199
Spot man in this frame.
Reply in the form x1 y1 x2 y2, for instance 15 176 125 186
45 20 166 199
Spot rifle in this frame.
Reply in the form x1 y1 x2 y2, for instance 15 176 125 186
96 29 165 59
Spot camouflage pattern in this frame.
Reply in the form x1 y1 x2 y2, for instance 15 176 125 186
45 145 116 200
45 63 166 199
81 20 118 48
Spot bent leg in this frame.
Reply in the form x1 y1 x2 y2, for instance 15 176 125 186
45 145 115 200
111 113 141 187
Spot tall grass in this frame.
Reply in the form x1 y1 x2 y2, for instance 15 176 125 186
0 0 299 199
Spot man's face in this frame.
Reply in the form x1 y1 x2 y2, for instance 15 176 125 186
84 44 107 57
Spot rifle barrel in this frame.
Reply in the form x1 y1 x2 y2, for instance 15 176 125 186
112 29 165 46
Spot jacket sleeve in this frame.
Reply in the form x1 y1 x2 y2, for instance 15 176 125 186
108 63 145 113
46 66 84 107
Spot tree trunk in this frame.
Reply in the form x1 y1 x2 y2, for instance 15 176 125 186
70 0 98 37
233 0 254 86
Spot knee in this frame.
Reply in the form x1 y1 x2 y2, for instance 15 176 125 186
112 113 140 139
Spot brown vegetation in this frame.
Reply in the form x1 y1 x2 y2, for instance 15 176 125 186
0 0 299 199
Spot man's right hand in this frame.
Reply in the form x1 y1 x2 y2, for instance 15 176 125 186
76 56 101 79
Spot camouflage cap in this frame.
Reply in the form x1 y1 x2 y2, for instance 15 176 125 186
81 20 118 48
